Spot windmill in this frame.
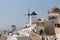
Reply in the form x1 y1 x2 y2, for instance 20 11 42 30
24 8 32 25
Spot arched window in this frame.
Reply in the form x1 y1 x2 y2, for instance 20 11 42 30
49 16 56 20
52 16 56 20
49 17 51 20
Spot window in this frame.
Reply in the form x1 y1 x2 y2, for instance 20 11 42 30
49 17 51 20
42 37 45 40
52 22 54 23
32 29 35 32
49 16 56 20
52 16 56 20
55 24 60 27
55 38 57 40
47 38 48 40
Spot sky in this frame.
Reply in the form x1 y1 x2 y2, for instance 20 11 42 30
0 0 60 31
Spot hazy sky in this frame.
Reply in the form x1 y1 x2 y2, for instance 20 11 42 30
0 0 60 31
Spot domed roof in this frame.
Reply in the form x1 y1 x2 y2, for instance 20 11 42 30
38 19 42 21
31 11 37 15
11 25 16 27
49 7 60 13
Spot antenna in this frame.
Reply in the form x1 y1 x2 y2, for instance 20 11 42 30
48 9 50 14
28 7 29 14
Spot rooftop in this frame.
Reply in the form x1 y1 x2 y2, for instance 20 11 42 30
31 11 37 15
49 7 60 13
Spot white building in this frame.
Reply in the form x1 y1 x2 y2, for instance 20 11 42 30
6 7 60 40
7 34 31 40
10 25 16 32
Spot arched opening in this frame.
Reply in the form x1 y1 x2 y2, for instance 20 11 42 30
39 30 43 35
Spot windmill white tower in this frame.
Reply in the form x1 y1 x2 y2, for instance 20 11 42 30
10 25 16 32
27 11 37 25
25 8 37 25
31 11 37 24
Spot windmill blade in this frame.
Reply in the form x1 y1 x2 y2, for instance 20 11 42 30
24 14 31 16
24 14 28 16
